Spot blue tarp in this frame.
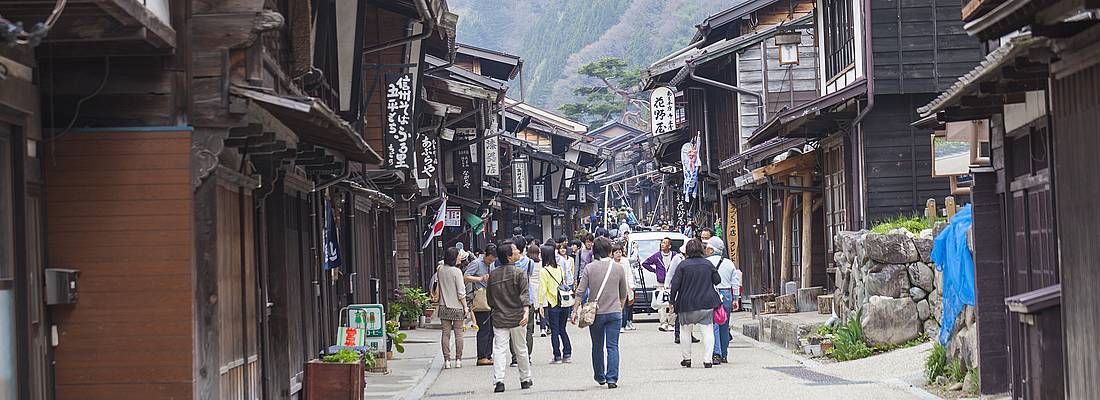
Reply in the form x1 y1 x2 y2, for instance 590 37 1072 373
930 204 976 346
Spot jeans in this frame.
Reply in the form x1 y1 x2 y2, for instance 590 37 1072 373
680 320 715 364
712 289 734 358
441 319 464 361
474 311 494 359
621 303 633 328
546 306 572 359
589 313 623 384
492 326 532 384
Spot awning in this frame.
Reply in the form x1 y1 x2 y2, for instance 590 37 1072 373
345 181 396 209
720 137 808 171
916 35 1048 121
230 86 381 163
447 193 481 209
962 0 1053 41
653 128 693 166
747 81 866 146
749 149 818 183
363 169 405 187
500 195 536 215
538 203 565 215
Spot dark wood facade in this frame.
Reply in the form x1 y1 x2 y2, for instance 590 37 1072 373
861 94 948 222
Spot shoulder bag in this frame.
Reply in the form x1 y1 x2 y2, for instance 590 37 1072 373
545 266 576 308
578 262 614 328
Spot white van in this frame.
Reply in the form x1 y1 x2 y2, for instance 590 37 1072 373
626 231 689 315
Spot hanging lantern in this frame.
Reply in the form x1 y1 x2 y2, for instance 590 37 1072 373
775 30 801 65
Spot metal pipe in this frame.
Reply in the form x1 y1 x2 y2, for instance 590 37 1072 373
362 0 434 55
686 61 765 126
650 37 706 69
846 0 876 229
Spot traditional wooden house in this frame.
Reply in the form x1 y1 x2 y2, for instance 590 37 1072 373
0 0 455 398
913 0 1100 393
645 0 823 295
586 122 653 225
499 99 589 242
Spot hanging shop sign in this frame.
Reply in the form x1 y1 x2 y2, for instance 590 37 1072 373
484 135 500 177
454 148 479 199
416 134 439 190
578 184 587 203
513 156 530 198
650 86 676 136
384 73 414 169
445 207 462 227
533 183 545 203
726 201 739 263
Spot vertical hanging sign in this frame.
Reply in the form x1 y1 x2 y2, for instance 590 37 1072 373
322 199 342 271
484 135 500 177
416 134 439 190
513 156 530 198
578 184 587 203
650 86 676 136
385 73 414 169
533 183 545 203
454 148 478 199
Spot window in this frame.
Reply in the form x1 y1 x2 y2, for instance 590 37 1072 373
823 0 856 80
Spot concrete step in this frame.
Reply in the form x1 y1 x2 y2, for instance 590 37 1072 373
750 311 831 350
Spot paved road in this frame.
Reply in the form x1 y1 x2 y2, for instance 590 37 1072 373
422 314 927 399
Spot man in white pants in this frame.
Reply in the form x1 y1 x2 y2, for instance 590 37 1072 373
487 240 533 393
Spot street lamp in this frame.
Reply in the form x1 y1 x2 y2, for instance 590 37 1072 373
775 30 801 65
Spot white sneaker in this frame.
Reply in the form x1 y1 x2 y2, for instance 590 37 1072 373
620 327 627 333
455 360 462 369
444 360 451 369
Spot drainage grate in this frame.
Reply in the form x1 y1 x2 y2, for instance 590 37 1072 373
765 366 865 386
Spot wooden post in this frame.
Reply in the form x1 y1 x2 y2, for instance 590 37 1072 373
801 184 813 289
780 192 794 285
926 198 937 221
945 196 957 221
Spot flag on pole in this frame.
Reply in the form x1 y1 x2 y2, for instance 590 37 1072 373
322 199 342 270
464 211 486 235
422 199 448 249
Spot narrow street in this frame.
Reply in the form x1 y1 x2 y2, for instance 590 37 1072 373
419 315 929 399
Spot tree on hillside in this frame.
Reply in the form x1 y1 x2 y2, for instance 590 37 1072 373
559 57 650 128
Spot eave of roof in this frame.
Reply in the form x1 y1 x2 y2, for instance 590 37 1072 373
693 0 783 42
747 80 867 145
456 43 524 80
916 35 1047 118
502 98 588 134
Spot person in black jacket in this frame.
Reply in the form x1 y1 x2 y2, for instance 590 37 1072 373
668 238 721 368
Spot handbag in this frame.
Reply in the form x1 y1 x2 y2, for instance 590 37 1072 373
650 287 670 310
438 306 466 321
578 261 615 328
713 301 729 325
545 266 576 308
471 288 491 312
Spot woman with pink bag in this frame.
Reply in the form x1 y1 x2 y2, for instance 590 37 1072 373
667 239 722 368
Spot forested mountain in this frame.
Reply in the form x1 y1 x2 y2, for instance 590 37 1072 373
449 0 732 113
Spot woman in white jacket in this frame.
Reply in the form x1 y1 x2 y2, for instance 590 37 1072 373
612 242 637 332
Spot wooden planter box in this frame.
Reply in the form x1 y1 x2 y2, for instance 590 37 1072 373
399 319 417 330
304 359 365 400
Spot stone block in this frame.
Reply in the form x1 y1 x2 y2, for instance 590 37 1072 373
910 287 928 302
917 299 931 320
817 295 834 315
797 287 825 312
923 319 940 338
783 281 799 296
776 294 797 314
908 262 936 292
863 232 920 264
742 322 760 340
865 264 910 298
861 295 921 346
914 238 934 263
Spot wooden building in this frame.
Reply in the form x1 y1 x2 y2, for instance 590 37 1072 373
914 0 1100 393
0 0 456 399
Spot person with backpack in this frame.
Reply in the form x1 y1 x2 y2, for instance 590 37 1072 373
571 237 630 389
536 245 574 364
669 239 721 369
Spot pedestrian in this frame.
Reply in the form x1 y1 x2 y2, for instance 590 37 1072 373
464 244 497 366
557 242 576 282
706 237 740 365
527 244 551 338
618 219 631 238
641 237 684 332
699 227 713 242
437 247 471 369
669 239 721 368
537 245 573 364
508 243 538 366
572 237 630 389
612 243 637 332
487 240 534 393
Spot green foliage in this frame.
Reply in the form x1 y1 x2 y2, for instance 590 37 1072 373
946 359 966 382
870 214 942 234
966 367 980 394
925 343 948 382
874 334 929 352
389 286 431 323
559 57 645 126
826 313 874 361
816 324 837 336
321 349 361 364
386 320 407 354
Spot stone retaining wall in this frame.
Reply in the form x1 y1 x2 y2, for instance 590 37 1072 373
833 229 977 369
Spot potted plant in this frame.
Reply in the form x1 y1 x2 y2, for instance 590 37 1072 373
385 320 407 360
304 348 373 400
390 286 431 330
